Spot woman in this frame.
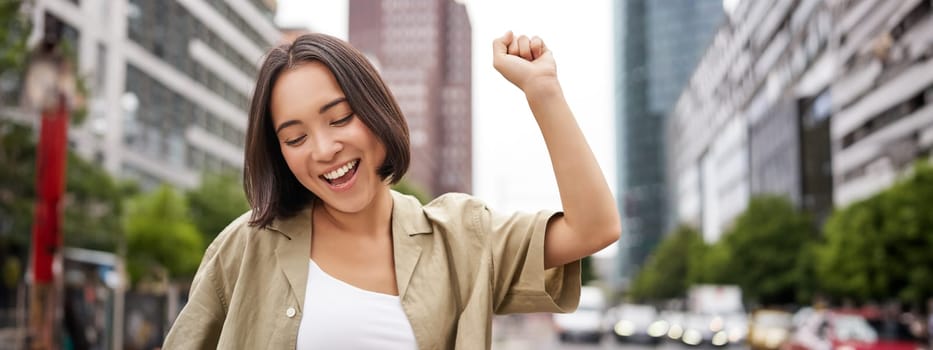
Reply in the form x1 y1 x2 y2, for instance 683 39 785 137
163 31 620 349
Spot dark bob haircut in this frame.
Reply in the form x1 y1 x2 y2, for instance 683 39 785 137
244 33 410 228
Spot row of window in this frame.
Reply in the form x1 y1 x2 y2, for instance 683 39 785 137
127 0 257 110
125 64 244 175
205 0 269 51
841 84 933 150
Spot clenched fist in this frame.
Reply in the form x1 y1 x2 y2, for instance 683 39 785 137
492 31 560 95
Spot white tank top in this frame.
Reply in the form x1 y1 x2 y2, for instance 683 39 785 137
296 259 418 349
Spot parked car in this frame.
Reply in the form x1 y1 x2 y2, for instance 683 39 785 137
659 310 687 341
608 303 663 344
725 312 750 345
681 312 717 346
861 308 926 348
553 286 606 343
673 311 747 347
749 309 794 350
783 310 919 350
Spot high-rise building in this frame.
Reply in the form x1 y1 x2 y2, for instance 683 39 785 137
348 0 472 197
613 0 722 286
668 0 933 241
830 0 933 207
19 0 279 189
669 0 836 242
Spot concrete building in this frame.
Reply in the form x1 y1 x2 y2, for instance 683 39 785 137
829 0 933 207
20 0 280 189
613 0 722 286
348 0 472 197
668 0 933 241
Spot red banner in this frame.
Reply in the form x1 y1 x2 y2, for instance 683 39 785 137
31 96 69 283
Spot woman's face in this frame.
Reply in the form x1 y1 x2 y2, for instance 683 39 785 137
270 62 388 213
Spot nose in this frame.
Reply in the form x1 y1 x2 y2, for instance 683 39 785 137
309 132 342 163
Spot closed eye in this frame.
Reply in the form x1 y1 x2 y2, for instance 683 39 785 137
284 135 306 146
330 113 354 126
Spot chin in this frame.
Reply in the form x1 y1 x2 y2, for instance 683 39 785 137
318 184 382 214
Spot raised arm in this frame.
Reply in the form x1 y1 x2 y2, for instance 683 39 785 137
492 31 621 269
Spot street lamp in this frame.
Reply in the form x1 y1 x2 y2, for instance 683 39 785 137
23 13 76 350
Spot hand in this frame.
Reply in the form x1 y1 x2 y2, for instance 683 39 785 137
492 31 559 94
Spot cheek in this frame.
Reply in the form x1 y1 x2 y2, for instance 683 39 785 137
361 131 387 164
279 147 306 178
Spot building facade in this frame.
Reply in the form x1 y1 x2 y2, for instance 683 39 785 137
668 0 933 241
22 0 279 189
613 0 722 285
829 0 933 207
348 0 472 197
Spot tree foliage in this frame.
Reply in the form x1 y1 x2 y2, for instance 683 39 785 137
63 152 136 251
186 172 249 242
817 162 933 306
691 241 730 286
719 195 818 306
635 196 818 306
0 124 131 285
124 186 204 283
630 225 705 302
392 179 431 204
0 0 29 75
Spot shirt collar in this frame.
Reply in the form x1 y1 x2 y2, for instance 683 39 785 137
266 190 433 239
267 205 313 240
390 190 433 236
267 190 432 301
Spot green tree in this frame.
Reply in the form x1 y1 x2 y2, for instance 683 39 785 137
392 179 431 204
818 162 933 306
124 185 204 284
720 195 817 306
1 124 131 289
186 172 249 242
691 241 732 285
630 225 705 302
0 124 36 253
0 0 29 75
63 151 136 251
581 255 597 285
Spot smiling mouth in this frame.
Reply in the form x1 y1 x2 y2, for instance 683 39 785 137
320 159 360 186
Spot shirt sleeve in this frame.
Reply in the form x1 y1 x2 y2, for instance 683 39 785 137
480 203 582 314
162 240 226 349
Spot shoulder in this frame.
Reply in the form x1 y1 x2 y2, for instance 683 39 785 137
424 192 487 212
201 210 277 264
422 192 490 228
391 190 490 235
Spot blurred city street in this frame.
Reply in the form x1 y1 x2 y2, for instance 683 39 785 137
2 0 933 348
492 314 750 350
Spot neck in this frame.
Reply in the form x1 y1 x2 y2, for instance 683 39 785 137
315 187 393 237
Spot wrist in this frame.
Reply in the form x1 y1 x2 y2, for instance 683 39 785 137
522 77 563 101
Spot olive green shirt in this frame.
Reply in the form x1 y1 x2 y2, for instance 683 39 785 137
163 190 581 349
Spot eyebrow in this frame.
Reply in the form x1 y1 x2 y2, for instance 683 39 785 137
319 97 347 114
274 97 348 134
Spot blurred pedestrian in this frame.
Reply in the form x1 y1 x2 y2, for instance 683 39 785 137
162 31 620 349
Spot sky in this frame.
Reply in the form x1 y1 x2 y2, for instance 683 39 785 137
276 0 617 257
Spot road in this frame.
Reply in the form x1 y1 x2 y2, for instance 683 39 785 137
492 314 750 350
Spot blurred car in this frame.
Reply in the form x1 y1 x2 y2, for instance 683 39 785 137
783 310 920 350
660 310 687 341
725 312 750 345
749 309 794 350
608 303 664 344
553 286 606 343
862 310 926 348
676 312 747 347
681 312 717 346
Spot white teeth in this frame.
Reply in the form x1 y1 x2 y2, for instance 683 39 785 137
323 160 358 180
